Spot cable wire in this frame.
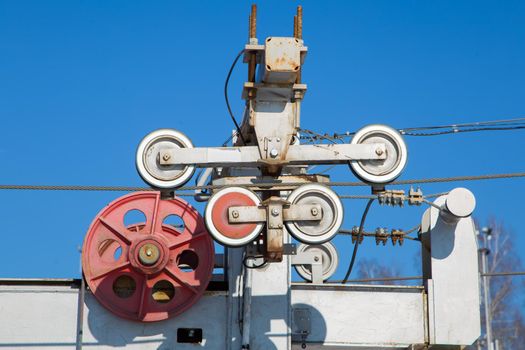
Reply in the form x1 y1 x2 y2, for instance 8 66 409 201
1 172 524 193
342 198 375 284
225 49 247 145
400 125 525 136
399 117 525 132
320 117 525 140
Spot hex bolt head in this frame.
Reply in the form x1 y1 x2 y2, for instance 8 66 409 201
270 148 279 158
231 210 239 218
271 208 280 216
310 207 319 216
375 148 384 156
162 153 171 161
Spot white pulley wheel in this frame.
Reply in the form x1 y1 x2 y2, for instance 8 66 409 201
136 129 196 189
205 187 264 247
285 184 343 244
349 124 407 184
294 242 339 282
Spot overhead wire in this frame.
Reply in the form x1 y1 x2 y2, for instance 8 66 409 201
399 117 525 131
342 198 375 284
400 125 525 136
313 117 525 140
1 171 523 192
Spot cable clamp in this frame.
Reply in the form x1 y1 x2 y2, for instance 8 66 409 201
350 226 364 244
377 190 405 206
390 229 405 246
374 227 389 246
408 186 424 205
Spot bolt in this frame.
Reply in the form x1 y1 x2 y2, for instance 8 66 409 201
311 207 319 216
146 248 152 257
276 137 281 142
232 210 239 218
314 256 319 262
270 148 279 158
162 153 171 161
375 148 384 156
271 208 280 216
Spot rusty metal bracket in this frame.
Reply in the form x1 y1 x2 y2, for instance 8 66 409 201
265 197 287 262
378 190 406 207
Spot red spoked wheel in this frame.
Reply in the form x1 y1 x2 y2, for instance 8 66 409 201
82 192 214 322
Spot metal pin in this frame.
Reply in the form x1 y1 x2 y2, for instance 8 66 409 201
296 6 302 39
248 4 257 82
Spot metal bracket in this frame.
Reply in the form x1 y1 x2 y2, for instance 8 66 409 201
283 243 297 255
292 308 311 346
265 197 286 261
291 251 323 284
227 204 322 223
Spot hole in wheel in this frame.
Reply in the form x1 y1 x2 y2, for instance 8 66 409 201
98 239 122 263
163 214 185 233
124 209 147 229
152 280 175 303
114 246 122 260
112 275 136 298
177 250 199 272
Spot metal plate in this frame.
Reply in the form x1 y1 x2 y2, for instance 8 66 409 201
294 242 339 282
204 187 264 247
285 184 343 244
82 192 214 322
136 129 196 189
349 124 408 184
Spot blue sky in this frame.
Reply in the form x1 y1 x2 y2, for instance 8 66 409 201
0 0 524 280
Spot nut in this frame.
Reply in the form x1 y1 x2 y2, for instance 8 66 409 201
162 153 171 161
314 256 320 262
270 148 279 158
231 210 239 218
271 208 280 216
310 207 319 216
375 148 384 156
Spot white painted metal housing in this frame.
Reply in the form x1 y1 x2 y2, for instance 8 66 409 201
0 190 481 350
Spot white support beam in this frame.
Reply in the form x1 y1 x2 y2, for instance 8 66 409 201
159 143 386 167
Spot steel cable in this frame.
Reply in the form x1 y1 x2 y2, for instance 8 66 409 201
342 198 375 284
1 171 524 193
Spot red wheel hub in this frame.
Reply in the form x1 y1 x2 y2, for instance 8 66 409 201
211 192 258 239
82 192 214 322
